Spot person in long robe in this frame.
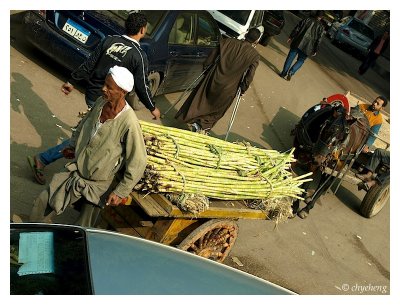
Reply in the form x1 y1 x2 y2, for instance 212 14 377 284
175 28 261 132
29 66 147 226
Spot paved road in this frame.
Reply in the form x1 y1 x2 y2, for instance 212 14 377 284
10 11 390 295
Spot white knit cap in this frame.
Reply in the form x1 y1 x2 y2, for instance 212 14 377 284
108 66 134 92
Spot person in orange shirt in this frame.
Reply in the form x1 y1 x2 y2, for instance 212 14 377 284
355 96 388 152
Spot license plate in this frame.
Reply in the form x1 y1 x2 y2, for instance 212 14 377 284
62 18 91 44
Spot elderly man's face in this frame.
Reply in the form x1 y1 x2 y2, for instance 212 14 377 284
102 75 125 103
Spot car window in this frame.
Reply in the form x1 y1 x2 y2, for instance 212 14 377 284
196 14 220 46
140 10 166 36
250 11 263 27
219 10 251 25
168 13 195 45
348 19 375 39
10 225 92 295
269 10 284 18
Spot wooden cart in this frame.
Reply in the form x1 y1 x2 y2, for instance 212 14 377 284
97 192 269 262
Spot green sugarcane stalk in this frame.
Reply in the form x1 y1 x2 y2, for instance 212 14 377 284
139 121 312 202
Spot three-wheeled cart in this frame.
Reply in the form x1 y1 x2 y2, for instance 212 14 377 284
97 192 270 262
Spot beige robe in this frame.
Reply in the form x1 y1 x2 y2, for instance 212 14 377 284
45 98 147 215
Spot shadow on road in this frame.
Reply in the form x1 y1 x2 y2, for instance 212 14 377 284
261 106 300 151
11 73 71 149
333 183 362 214
259 56 281 76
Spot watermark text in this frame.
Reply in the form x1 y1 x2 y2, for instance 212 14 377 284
335 283 388 294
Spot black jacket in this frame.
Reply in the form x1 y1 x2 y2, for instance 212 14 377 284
289 17 325 56
70 35 156 111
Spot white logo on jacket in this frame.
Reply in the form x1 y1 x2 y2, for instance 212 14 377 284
106 43 133 58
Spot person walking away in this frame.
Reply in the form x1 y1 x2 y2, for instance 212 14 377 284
27 12 160 185
175 28 261 133
29 66 147 226
279 10 325 81
358 31 389 75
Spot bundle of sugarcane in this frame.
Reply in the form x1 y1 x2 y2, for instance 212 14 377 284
135 121 312 206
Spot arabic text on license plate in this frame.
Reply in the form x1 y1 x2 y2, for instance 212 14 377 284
62 19 90 44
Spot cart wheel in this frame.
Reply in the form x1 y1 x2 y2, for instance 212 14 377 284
177 219 238 262
360 179 390 218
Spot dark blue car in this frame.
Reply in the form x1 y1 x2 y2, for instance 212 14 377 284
23 10 221 108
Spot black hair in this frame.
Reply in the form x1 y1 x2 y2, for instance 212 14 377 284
245 28 261 43
125 12 147 35
377 95 388 107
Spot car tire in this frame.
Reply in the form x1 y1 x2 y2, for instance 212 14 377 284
259 34 272 46
359 179 390 218
127 72 161 111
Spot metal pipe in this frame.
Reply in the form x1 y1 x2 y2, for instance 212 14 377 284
224 87 242 141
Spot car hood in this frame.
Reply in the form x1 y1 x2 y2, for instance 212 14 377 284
86 229 294 295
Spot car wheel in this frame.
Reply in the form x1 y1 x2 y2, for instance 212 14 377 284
127 72 161 110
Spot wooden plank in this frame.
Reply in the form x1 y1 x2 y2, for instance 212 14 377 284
131 192 169 217
148 193 266 219
151 193 177 214
113 205 152 237
131 192 267 220
95 214 110 230
100 207 141 237
146 218 200 245
165 206 267 219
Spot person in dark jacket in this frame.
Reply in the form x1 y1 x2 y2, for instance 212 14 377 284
62 12 160 115
358 31 389 75
279 10 325 81
27 13 160 185
175 28 260 132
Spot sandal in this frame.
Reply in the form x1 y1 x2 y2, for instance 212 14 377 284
27 155 46 185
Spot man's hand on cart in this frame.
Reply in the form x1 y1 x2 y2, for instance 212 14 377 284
106 192 124 206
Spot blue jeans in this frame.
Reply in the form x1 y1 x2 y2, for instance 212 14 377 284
281 48 308 76
38 139 71 165
365 148 390 185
